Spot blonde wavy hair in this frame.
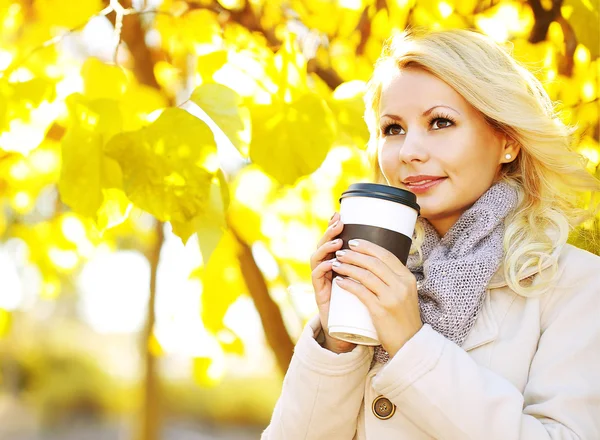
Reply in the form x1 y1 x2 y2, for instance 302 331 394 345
363 28 600 297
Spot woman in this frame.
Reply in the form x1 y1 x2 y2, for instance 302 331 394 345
262 28 600 439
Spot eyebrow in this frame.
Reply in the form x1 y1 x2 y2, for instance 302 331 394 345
380 105 461 121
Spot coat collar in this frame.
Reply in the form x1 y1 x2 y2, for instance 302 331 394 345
463 241 564 352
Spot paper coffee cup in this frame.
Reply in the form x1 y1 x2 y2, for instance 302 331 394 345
327 183 420 346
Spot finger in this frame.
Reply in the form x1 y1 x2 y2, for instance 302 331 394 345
331 260 387 295
312 259 336 303
310 238 343 270
316 219 344 249
334 276 380 313
328 212 339 226
346 239 412 277
335 249 395 287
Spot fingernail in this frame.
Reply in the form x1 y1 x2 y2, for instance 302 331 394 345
330 212 336 221
348 239 359 247
331 221 339 228
336 250 346 257
332 260 341 267
331 239 340 244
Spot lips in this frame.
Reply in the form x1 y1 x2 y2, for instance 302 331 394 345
405 177 445 186
404 177 447 193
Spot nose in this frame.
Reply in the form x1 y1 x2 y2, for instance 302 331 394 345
398 131 428 163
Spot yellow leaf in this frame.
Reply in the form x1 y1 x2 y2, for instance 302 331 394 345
121 84 168 131
0 78 57 155
225 165 274 245
328 80 370 149
82 58 130 101
271 33 308 101
34 0 102 29
200 231 245 333
96 188 132 233
250 93 337 186
171 169 229 255
104 108 217 223
58 94 124 219
190 82 251 155
564 0 600 58
157 8 222 56
197 50 228 83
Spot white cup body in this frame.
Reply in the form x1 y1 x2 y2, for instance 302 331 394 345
328 195 418 345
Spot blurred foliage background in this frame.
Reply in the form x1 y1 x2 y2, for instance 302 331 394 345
0 0 598 438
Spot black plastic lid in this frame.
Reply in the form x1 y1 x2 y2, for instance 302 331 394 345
340 183 420 214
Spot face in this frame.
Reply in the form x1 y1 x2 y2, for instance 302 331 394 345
377 67 519 236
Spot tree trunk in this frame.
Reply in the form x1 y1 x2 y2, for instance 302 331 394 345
138 221 165 440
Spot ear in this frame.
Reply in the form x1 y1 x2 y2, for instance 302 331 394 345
501 136 520 164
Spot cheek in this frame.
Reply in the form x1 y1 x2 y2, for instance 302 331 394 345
378 144 397 174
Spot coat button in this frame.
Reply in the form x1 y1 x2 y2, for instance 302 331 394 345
372 395 396 420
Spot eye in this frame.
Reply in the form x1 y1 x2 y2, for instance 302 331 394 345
429 115 455 130
382 123 405 136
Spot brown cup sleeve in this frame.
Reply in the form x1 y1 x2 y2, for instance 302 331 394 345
334 224 413 265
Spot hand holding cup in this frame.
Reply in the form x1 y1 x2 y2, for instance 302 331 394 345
309 212 357 354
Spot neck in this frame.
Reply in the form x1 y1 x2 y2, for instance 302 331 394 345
426 215 461 238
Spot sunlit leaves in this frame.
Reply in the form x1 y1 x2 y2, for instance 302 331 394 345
197 49 228 83
58 94 126 222
58 57 168 232
12 213 99 298
328 80 370 148
104 108 217 240
34 0 102 30
81 58 167 131
564 0 600 58
171 168 229 254
250 93 336 186
190 83 251 155
0 77 57 155
474 1 534 42
226 165 275 245
198 230 247 356
156 6 222 57
207 31 337 185
0 142 60 214
81 58 129 101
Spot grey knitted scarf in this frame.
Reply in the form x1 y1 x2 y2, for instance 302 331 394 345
373 181 518 364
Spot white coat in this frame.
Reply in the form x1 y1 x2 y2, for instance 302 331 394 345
262 243 600 439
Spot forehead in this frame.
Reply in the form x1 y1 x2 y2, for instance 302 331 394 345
379 67 466 114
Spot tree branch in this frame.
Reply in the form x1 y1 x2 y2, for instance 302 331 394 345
228 220 294 373
356 0 387 56
528 0 562 43
105 4 161 89
188 0 345 90
556 15 577 76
